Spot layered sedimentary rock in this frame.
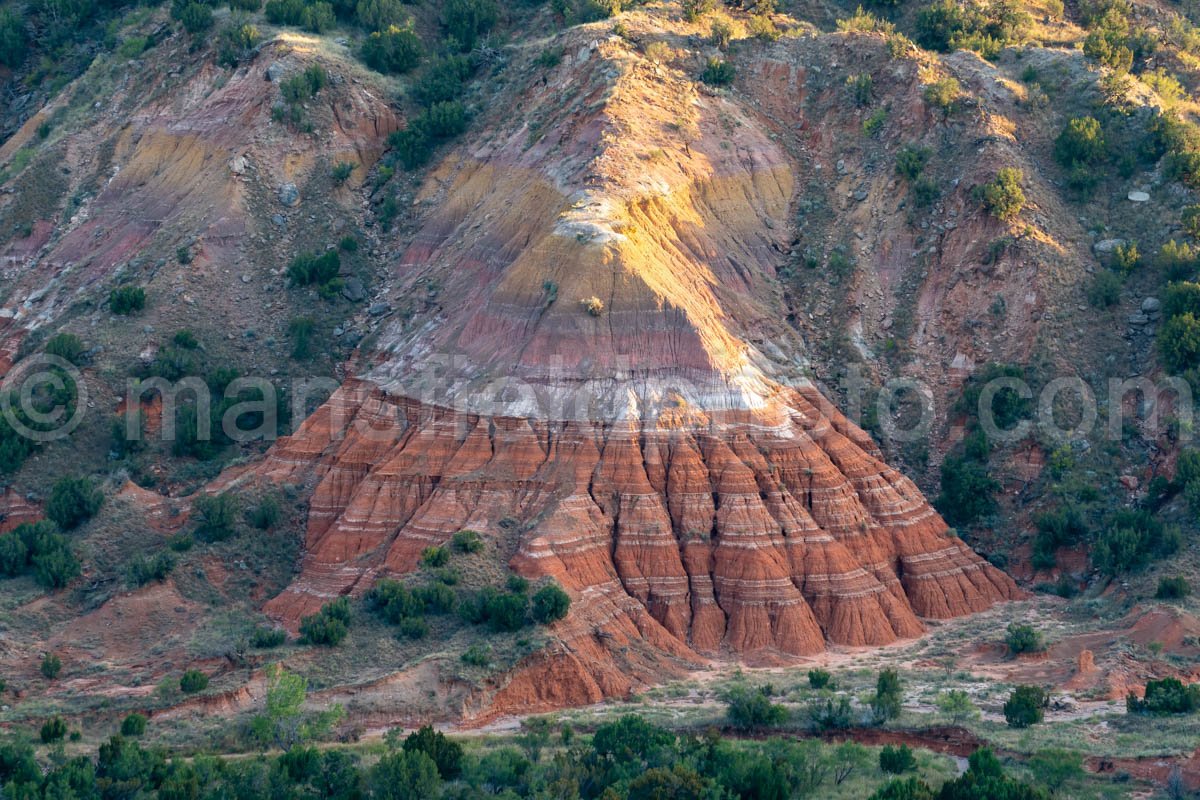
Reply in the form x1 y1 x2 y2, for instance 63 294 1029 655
252 30 1019 703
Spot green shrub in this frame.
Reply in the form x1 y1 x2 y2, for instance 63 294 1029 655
362 24 422 74
0 8 28 69
980 168 1025 220
1127 677 1200 714
217 21 261 67
1003 685 1047 728
1087 270 1121 308
355 0 406 29
461 644 491 666
1158 312 1200 373
40 716 68 744
450 529 483 553
895 146 929 181
1183 205 1200 239
681 0 715 22
922 77 960 114
1005 623 1045 655
934 689 979 724
412 55 472 107
179 669 209 694
367 579 423 623
1054 116 1106 167
911 177 939 207
44 333 85 365
288 250 341 287
530 582 570 624
1113 241 1139 274
249 496 281 530
46 476 103 530
420 546 449 568
1156 576 1191 599
250 627 287 648
1158 240 1200 282
41 653 62 680
700 57 734 86
724 685 788 730
936 455 997 526
330 162 357 187
807 668 833 689
506 574 529 594
846 73 872 106
870 669 903 723
397 617 428 639
403 725 463 779
300 597 351 646
288 316 316 360
176 2 214 35
1093 509 1180 575
193 493 240 541
388 101 469 170
879 744 916 774
459 588 528 631
110 286 146 315
301 1 334 33
126 552 175 588
440 0 497 51
265 0 306 25
120 713 148 737
280 65 328 104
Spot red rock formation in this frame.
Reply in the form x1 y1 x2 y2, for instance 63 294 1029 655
238 29 1022 711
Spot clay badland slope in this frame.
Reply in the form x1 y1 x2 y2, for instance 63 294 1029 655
245 20 1021 708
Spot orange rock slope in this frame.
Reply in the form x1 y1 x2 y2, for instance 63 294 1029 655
251 30 1019 703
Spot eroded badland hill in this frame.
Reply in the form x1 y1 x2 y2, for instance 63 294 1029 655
2 0 1200 795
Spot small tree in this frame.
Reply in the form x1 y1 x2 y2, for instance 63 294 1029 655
361 25 422 74
41 653 62 680
180 669 209 693
980 168 1025 221
879 744 916 774
808 668 833 689
871 669 903 723
450 530 483 553
1005 623 1046 655
40 716 68 743
193 493 240 541
121 713 148 736
300 598 351 646
700 58 735 86
934 689 979 724
402 725 463 779
110 286 146 315
1157 576 1191 599
46 476 103 530
681 0 716 22
923 77 961 114
1053 117 1106 167
44 333 86 366
530 583 570 624
252 663 345 751
1028 748 1083 794
1003 685 1047 728
725 685 788 730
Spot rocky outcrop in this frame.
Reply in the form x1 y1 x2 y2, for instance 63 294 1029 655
241 25 1021 710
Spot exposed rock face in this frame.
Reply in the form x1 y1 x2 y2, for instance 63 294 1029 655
247 30 1020 711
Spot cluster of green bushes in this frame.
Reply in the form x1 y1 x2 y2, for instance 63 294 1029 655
1080 0 1156 75
0 709 1053 800
895 145 938 208
273 64 329 131
700 57 735 86
1031 505 1087 569
0 520 81 590
388 100 470 170
0 353 86 472
1127 677 1200 714
1092 508 1180 576
265 0 335 33
1157 263 1200 375
913 0 1031 59
366 577 455 639
299 596 352 645
217 20 262 67
458 584 533 632
287 249 342 297
936 366 1031 528
870 747 1047 799
126 552 175 588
